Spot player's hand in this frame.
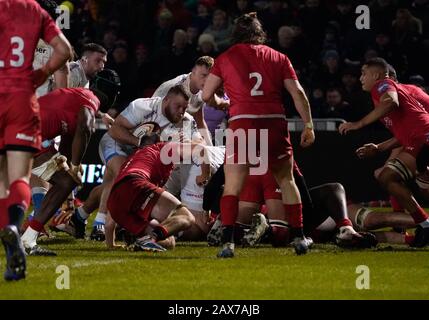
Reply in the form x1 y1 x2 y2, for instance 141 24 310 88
356 143 379 159
217 99 230 111
32 67 50 89
300 128 315 148
338 121 362 135
67 163 83 185
196 173 211 186
102 113 115 129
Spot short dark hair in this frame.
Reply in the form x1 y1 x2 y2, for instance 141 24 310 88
167 85 190 101
82 43 107 57
387 64 397 81
364 57 389 74
37 0 58 20
232 12 267 45
195 56 214 69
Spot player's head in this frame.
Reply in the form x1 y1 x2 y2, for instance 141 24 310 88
138 121 162 147
37 0 58 19
163 85 190 124
90 69 121 112
387 64 398 82
232 12 267 45
80 43 108 79
360 58 389 92
191 56 214 91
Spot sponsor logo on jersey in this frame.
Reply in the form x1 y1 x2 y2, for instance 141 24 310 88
16 133 35 142
377 82 390 93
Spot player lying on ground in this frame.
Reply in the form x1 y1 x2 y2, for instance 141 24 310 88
339 57 429 247
106 122 216 252
204 166 376 248
0 0 72 281
20 71 118 256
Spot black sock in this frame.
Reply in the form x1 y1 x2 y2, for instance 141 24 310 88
221 225 234 244
151 225 168 241
8 204 25 229
291 227 304 239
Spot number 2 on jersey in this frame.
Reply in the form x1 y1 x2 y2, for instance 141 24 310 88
0 36 25 68
249 72 264 96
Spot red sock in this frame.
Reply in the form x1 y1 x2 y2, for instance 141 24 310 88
152 225 169 241
336 218 353 229
284 203 303 228
7 179 31 210
405 233 415 245
29 219 45 233
220 195 239 226
390 196 403 212
0 198 7 229
410 207 429 224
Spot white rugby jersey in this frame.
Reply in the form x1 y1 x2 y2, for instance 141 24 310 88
33 39 54 97
152 73 204 115
69 60 89 88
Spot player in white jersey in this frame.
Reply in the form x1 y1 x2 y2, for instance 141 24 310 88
68 85 203 240
152 56 229 145
69 43 107 88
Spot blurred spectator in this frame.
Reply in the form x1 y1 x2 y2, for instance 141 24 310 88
153 8 175 55
197 33 219 57
309 87 325 118
108 41 138 107
164 0 192 29
313 50 342 90
329 0 355 35
133 43 154 97
187 24 200 50
410 0 429 38
274 26 309 70
193 2 212 32
258 0 294 43
371 0 397 33
228 0 257 20
321 87 354 120
298 0 329 50
203 9 233 51
155 29 197 82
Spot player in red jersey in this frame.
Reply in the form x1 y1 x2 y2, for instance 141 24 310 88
106 122 211 252
202 13 314 257
0 0 72 280
356 64 429 211
20 70 120 255
339 58 429 247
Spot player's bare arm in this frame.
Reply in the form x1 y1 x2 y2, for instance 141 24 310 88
71 107 95 166
108 115 140 147
33 34 72 88
53 62 70 89
339 91 398 135
284 79 315 148
202 74 223 104
356 137 400 159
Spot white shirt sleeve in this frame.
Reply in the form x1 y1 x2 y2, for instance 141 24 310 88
120 98 158 127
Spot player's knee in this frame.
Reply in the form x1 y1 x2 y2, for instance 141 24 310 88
378 159 412 189
326 182 345 196
176 205 196 229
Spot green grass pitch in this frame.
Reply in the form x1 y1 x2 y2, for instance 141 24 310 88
1 231 429 300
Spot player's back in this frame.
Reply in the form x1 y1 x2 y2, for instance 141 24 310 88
117 142 174 186
401 84 429 112
214 44 296 118
0 0 59 93
39 87 100 115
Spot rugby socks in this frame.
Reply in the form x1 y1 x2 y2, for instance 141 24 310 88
7 180 31 229
77 206 89 221
21 221 43 248
284 203 303 228
390 196 403 212
0 198 7 229
220 195 239 243
31 187 48 219
152 225 169 241
336 218 353 229
410 206 429 226
93 211 106 226
284 203 304 239
234 222 250 243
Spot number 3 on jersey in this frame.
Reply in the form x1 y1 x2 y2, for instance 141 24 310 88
0 36 25 68
249 72 264 96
